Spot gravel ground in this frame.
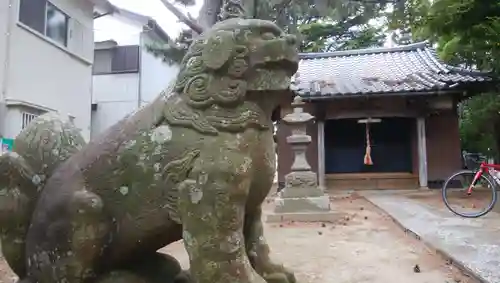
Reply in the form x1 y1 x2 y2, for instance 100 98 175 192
0 194 476 283
0 257 16 283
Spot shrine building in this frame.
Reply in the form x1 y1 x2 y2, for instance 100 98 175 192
276 41 495 191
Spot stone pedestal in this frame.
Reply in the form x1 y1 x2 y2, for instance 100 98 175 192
267 170 340 222
267 96 339 223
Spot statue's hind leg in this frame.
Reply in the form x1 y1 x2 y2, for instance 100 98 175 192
245 206 296 283
0 152 39 278
65 190 110 280
126 252 190 283
28 189 110 283
95 252 190 283
94 271 148 283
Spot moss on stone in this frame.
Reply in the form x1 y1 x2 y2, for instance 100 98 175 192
0 16 299 283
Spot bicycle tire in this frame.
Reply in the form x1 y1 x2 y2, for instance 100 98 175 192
442 170 497 218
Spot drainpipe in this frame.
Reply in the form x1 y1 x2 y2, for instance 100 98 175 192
137 31 144 108
1 0 14 136
1 0 13 100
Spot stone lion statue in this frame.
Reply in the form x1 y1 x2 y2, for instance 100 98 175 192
0 17 299 283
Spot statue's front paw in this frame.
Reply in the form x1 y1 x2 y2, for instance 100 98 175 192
262 265 296 283
174 270 193 283
263 269 296 283
248 251 297 283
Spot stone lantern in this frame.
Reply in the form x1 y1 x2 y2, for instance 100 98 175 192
284 96 314 172
267 96 337 222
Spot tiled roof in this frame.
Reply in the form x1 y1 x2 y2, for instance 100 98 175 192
291 41 493 98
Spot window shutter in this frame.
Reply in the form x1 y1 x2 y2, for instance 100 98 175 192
124 46 140 72
111 46 140 73
67 18 84 56
68 18 93 61
93 50 112 74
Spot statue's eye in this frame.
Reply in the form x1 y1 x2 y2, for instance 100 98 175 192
261 32 276 40
235 46 247 54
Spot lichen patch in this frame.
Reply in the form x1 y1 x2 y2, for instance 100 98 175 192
151 125 172 144
190 186 203 204
119 186 129 195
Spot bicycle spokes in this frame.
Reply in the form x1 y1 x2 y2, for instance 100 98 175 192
442 170 497 218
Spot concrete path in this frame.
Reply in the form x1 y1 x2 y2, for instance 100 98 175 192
364 192 500 283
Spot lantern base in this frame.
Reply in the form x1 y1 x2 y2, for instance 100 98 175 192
266 210 344 223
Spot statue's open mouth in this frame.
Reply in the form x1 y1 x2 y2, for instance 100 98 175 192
256 59 298 76
247 57 299 91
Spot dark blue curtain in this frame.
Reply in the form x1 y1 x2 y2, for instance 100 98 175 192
324 118 413 173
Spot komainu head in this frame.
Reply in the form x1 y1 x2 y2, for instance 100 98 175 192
173 18 299 109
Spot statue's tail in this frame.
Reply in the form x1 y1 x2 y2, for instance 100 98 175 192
0 113 86 277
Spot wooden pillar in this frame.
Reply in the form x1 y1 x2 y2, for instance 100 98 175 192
317 120 326 189
417 117 428 188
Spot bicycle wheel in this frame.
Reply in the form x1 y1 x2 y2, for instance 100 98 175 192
442 170 497 218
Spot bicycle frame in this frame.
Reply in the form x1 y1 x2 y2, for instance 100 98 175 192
468 162 500 194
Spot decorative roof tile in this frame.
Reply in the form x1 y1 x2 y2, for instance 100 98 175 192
291 41 493 98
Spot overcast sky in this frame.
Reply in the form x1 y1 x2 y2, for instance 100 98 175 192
94 0 203 43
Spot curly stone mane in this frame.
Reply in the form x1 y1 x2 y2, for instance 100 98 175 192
175 36 249 109
163 22 270 135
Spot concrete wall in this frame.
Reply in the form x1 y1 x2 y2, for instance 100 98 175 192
0 0 12 100
1 0 95 140
3 108 22 139
90 28 178 138
139 33 178 104
91 73 139 138
91 12 141 139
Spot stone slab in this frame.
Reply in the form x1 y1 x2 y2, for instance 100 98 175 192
265 211 344 223
281 171 323 198
273 195 330 213
280 186 325 198
364 192 500 283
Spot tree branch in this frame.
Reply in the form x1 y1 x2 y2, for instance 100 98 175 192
197 0 222 29
159 0 204 34
275 0 292 19
187 12 196 22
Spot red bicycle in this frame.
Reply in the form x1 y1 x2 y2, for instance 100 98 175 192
442 162 500 218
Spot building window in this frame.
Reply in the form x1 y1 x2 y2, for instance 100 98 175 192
111 46 140 73
18 0 69 46
22 112 38 129
93 46 140 75
45 2 69 46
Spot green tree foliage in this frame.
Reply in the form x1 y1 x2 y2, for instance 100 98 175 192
458 92 500 159
459 93 500 157
149 0 392 63
385 0 430 45
299 20 386 52
145 0 203 65
418 0 500 158
297 0 387 52
425 0 500 71
146 29 193 65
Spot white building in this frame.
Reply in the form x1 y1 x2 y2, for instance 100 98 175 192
0 0 115 147
90 8 179 139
